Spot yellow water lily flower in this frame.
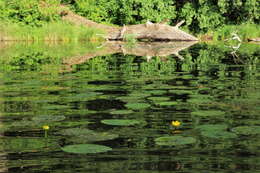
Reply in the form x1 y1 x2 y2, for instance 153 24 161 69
171 121 181 127
42 125 50 130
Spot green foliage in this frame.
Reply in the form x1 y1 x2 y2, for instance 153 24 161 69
9 52 53 71
0 0 61 26
73 0 176 25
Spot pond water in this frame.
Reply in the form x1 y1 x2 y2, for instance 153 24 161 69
0 42 259 173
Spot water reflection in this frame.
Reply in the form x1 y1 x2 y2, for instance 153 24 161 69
0 41 259 173
63 41 197 71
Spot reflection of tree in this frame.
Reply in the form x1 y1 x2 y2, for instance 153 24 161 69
62 41 197 71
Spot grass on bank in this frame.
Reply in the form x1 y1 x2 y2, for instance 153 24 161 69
200 23 260 41
0 21 104 42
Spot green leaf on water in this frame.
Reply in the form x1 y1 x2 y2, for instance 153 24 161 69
125 103 150 110
32 115 66 122
60 128 118 142
155 136 196 146
232 126 260 135
147 97 170 102
201 130 237 139
195 124 228 131
191 110 225 117
147 90 167 95
101 119 144 126
110 109 134 115
155 101 178 106
61 144 112 154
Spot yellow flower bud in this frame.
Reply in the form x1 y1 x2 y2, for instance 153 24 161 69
171 121 181 127
42 125 50 130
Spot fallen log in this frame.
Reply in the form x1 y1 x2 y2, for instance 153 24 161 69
60 9 198 41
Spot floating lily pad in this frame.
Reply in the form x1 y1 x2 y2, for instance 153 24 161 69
232 126 260 135
155 136 196 146
201 130 237 139
147 90 167 95
125 103 150 110
32 115 66 122
60 128 118 142
195 124 228 131
101 119 144 126
110 110 134 115
169 90 194 95
148 97 170 102
187 98 212 104
155 101 178 106
191 110 225 117
61 144 112 154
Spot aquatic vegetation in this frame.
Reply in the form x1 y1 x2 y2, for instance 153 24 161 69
125 103 150 110
101 119 144 126
147 97 170 102
232 126 260 135
42 125 50 130
33 115 66 122
61 144 112 154
155 136 196 146
60 128 118 142
110 110 134 115
195 124 237 139
171 121 181 127
155 101 178 107
191 110 225 117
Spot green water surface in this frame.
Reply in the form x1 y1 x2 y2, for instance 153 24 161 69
0 42 259 173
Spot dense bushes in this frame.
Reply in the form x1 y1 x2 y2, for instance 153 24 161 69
0 0 259 33
65 0 259 33
0 0 61 26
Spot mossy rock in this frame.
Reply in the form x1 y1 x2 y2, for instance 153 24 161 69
60 128 118 142
61 144 112 154
101 119 144 126
232 126 260 135
191 110 225 117
155 136 196 146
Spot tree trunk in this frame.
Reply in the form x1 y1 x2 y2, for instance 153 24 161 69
61 10 198 41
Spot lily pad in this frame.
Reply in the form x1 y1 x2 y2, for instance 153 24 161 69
155 101 178 106
147 90 167 95
191 110 225 117
60 128 118 142
32 115 66 122
195 124 228 131
201 130 237 139
232 126 260 135
110 109 134 115
155 136 196 146
101 119 144 126
148 97 170 102
125 103 150 110
61 144 112 154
